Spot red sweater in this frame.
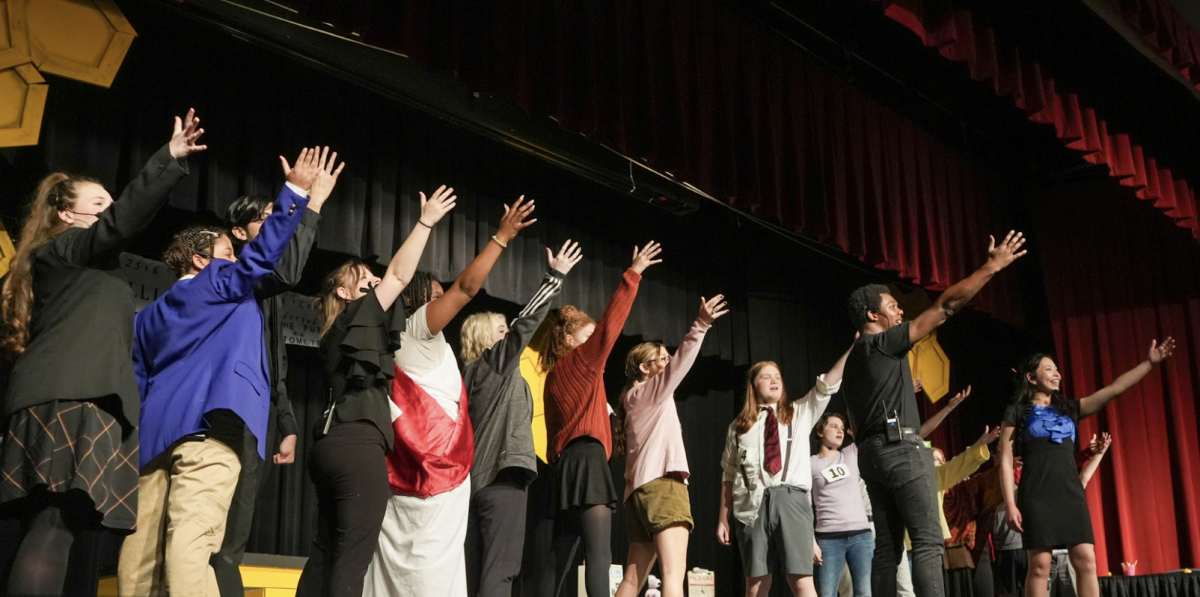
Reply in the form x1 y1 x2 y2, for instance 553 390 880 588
545 269 641 461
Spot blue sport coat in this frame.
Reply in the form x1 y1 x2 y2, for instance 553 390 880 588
134 186 309 468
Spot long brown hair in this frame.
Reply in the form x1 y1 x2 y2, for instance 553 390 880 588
537 304 595 374
2 173 101 355
316 259 369 339
612 341 667 458
733 361 792 435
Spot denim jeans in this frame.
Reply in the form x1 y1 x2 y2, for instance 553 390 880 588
815 530 873 597
858 435 944 597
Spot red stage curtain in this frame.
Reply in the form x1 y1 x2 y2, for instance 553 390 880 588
869 0 1200 242
1120 0 1200 88
1036 180 1200 575
285 0 1022 322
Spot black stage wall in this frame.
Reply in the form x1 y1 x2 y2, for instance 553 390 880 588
0 2 1048 595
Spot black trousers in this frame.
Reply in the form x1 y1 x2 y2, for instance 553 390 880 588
212 425 271 597
465 478 528 597
859 435 945 597
295 422 390 597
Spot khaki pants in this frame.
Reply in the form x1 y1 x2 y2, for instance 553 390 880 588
118 439 241 597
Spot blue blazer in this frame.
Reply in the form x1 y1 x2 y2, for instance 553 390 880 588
134 186 309 468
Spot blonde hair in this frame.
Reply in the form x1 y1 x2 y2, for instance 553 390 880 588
315 259 369 339
2 173 101 355
733 361 792 436
461 311 504 361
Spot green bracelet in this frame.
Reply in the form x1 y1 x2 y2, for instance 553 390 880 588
491 235 508 248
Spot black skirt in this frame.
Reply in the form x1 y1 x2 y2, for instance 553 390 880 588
552 438 617 511
1018 435 1094 548
0 400 138 531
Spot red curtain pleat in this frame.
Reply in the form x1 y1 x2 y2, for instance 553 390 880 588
1036 181 1200 575
871 0 1200 241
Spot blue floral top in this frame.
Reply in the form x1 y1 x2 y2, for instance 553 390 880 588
1024 404 1077 445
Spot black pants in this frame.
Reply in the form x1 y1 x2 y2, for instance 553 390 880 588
465 478 528 597
295 422 390 597
859 435 945 597
212 425 271 597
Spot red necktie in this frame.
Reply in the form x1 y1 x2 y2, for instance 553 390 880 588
761 406 782 476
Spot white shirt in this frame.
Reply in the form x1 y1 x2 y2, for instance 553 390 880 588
721 374 840 526
394 304 463 420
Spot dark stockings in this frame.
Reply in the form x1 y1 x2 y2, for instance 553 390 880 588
550 504 613 597
5 499 95 597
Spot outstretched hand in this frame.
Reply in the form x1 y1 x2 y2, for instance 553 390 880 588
308 147 345 210
496 195 536 243
985 230 1028 272
630 241 663 274
168 108 207 159
699 294 729 326
547 239 583 275
280 147 322 192
978 425 1001 446
1148 337 1176 365
948 385 972 409
419 185 457 228
1097 432 1113 454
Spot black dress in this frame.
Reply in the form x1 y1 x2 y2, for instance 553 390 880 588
0 145 188 531
1003 400 1094 548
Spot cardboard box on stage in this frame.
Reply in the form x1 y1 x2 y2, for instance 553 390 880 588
688 568 715 596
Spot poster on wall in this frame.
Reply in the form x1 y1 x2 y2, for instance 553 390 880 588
116 253 323 348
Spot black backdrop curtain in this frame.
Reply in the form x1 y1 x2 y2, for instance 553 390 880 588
0 2 1042 595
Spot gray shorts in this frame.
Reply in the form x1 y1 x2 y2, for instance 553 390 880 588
733 485 814 578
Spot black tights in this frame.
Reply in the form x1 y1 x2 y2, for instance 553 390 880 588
549 504 612 597
4 495 97 597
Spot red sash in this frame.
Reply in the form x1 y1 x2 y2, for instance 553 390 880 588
386 365 475 498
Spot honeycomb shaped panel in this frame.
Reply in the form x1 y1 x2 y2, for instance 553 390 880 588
23 0 135 88
908 329 951 403
0 0 32 70
0 62 47 147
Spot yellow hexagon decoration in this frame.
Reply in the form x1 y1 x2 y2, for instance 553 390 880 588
0 61 47 146
1 0 32 70
908 329 951 403
22 0 135 88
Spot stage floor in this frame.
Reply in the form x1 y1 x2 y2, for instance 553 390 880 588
97 553 306 597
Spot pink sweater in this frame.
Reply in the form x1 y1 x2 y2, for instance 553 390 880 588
621 318 711 500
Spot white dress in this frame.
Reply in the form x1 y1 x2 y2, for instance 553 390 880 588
362 305 471 597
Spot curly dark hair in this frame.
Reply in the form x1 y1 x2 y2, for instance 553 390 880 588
847 284 891 331
163 225 226 277
399 270 439 312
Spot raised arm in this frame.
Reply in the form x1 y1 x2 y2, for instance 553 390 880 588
211 150 317 301
633 294 727 404
257 147 342 299
999 423 1022 532
1078 338 1175 418
60 110 206 264
574 241 661 366
936 426 998 491
374 185 457 312
920 386 971 439
1079 432 1112 489
483 240 581 375
424 196 537 335
907 231 1028 343
823 336 856 388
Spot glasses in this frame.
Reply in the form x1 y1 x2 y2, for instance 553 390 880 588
644 354 671 365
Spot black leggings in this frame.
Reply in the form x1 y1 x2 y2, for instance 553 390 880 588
295 422 390 597
549 504 613 597
3 492 100 597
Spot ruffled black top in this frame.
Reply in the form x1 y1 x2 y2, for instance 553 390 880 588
320 288 405 449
